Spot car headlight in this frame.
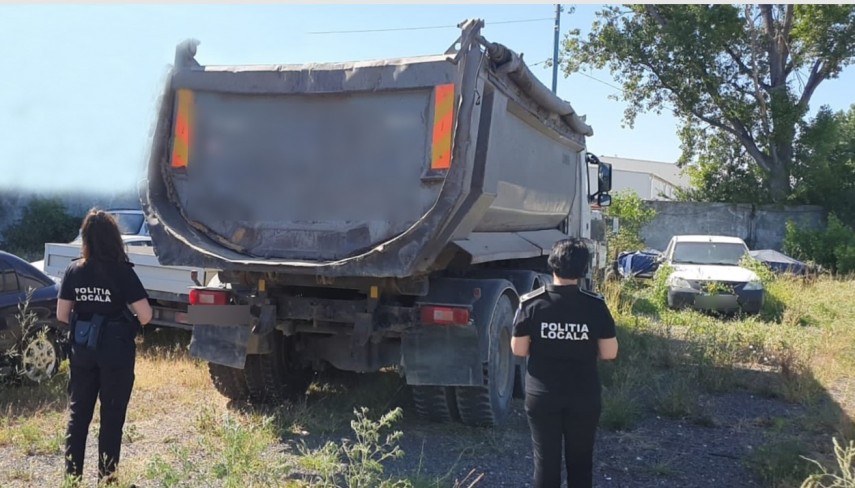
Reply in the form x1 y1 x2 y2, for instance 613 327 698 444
669 277 693 289
743 280 763 291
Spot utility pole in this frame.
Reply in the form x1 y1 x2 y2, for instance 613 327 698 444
552 4 562 94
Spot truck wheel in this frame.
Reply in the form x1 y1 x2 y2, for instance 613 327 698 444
208 362 249 401
455 294 516 427
245 332 309 404
412 386 459 422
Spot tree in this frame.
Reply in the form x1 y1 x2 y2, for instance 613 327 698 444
1 198 80 259
792 104 855 225
563 4 855 203
674 130 767 204
605 190 656 256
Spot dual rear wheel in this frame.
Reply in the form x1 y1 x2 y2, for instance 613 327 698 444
208 292 521 428
412 294 517 427
207 331 310 404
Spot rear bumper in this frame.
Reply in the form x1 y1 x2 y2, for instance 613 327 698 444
668 288 764 313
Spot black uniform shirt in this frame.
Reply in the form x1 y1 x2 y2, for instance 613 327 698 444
513 284 616 398
58 259 148 321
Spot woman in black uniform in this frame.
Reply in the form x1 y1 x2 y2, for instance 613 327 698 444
511 238 619 488
57 209 152 484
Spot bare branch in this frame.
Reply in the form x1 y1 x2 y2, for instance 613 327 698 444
727 117 772 173
725 46 771 91
760 4 785 87
798 59 826 112
745 5 773 141
783 4 794 40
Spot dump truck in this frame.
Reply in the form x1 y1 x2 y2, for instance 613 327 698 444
142 19 613 426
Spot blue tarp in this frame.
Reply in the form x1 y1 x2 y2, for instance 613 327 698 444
617 249 661 279
749 249 808 276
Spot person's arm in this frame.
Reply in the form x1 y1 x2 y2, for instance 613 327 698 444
57 299 74 325
511 305 534 357
122 265 152 326
598 337 618 360
130 298 152 326
57 265 76 326
511 336 530 357
597 301 618 361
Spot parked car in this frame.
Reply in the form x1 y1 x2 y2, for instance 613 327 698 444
0 250 65 382
660 235 764 314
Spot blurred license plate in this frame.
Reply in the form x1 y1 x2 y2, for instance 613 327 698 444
694 294 739 310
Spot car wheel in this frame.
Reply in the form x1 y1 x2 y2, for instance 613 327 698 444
20 328 61 383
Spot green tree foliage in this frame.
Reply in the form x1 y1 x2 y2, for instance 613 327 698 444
1 198 80 259
605 190 656 256
675 131 768 204
784 214 855 274
792 105 855 225
563 4 855 203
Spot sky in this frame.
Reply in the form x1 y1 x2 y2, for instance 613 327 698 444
0 4 853 194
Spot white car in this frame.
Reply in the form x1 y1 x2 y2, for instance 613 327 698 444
661 235 764 314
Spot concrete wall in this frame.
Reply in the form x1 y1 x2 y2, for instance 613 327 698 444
0 189 141 241
640 201 826 251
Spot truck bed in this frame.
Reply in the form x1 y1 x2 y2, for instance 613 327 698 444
144 20 595 279
43 242 217 300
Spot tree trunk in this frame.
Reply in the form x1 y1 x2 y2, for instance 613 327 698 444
766 160 790 203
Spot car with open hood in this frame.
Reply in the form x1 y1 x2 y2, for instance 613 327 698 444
661 235 764 314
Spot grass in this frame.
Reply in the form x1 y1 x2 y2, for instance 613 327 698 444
601 273 855 485
746 437 817 488
1 275 853 487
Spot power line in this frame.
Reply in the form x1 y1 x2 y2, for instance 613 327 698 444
573 70 682 115
307 17 553 35
575 71 623 92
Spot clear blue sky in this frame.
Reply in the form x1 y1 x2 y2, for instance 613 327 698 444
1 4 853 193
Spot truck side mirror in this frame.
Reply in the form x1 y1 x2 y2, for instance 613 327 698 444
598 163 612 194
597 193 612 207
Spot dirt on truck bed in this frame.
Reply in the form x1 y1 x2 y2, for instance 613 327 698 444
0 328 833 488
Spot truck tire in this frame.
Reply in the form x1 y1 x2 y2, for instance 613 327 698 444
244 331 309 404
455 294 516 426
208 362 249 401
412 386 459 422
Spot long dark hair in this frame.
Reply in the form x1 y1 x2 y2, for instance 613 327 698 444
80 209 128 263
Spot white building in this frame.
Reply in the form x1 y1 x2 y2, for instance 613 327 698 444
593 156 690 201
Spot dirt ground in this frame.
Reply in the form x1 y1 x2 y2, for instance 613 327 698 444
0 329 821 488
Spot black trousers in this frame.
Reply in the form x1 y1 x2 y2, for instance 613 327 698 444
526 392 601 488
65 322 136 480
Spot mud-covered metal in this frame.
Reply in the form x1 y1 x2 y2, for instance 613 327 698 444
143 19 593 278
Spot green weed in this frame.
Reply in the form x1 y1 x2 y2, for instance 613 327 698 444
801 438 855 488
747 437 818 488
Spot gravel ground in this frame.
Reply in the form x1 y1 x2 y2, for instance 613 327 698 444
0 365 821 488
375 392 806 488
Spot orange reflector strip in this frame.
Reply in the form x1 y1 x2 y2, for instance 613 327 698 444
431 84 455 170
171 89 194 169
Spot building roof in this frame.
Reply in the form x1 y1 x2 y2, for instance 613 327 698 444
599 156 690 188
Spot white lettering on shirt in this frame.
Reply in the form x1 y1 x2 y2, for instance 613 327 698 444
540 322 589 340
74 287 112 303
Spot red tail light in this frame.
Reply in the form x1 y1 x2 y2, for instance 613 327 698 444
420 306 470 326
189 289 229 305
